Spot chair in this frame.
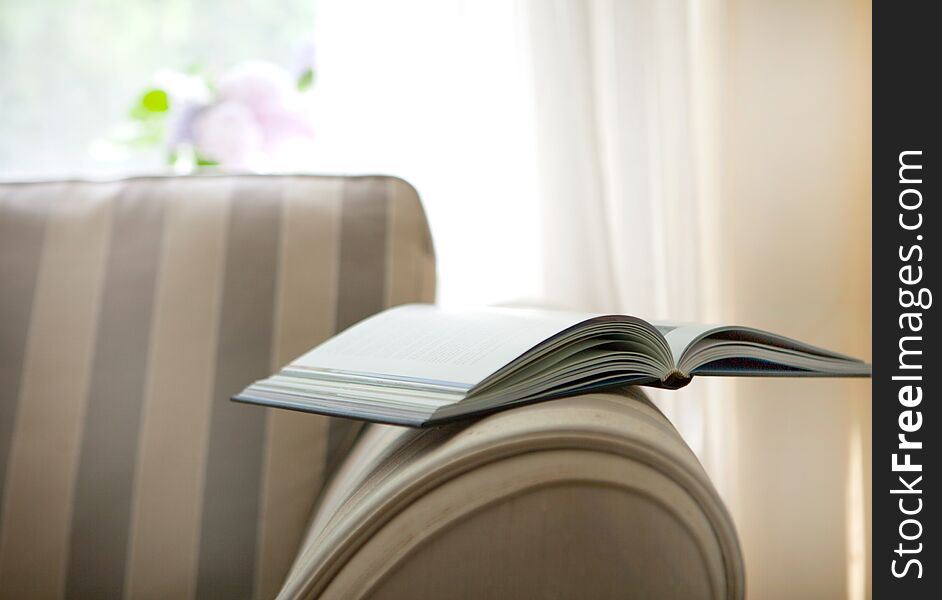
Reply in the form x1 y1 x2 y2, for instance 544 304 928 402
0 175 742 599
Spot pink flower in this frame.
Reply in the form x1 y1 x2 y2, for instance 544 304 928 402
217 60 295 122
188 60 315 170
256 102 316 152
191 100 263 169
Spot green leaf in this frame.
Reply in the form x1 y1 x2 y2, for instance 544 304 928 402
195 153 219 167
140 89 170 113
297 68 315 92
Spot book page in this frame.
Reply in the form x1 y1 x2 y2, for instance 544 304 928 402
652 321 720 365
655 322 870 375
292 304 598 387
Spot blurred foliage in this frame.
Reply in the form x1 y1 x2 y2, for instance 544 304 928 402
138 89 170 114
297 68 315 92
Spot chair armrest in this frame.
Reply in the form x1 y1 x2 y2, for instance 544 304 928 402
278 388 744 599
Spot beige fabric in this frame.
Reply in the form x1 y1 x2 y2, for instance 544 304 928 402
282 389 744 600
0 175 436 599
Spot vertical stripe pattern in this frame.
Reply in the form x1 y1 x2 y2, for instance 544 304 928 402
336 177 390 330
124 178 233 600
0 175 435 600
0 183 117 598
254 177 343 600
65 181 168 598
0 185 56 513
195 179 283 599
386 177 432 307
324 178 391 479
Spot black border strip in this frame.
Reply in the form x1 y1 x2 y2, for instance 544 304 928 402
873 2 937 596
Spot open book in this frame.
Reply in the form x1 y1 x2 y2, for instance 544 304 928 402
234 304 871 426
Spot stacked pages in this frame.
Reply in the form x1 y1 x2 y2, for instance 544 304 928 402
234 304 870 426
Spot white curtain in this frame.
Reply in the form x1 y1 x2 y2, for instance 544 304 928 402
522 0 722 467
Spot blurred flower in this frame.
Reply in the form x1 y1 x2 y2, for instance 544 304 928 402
192 59 316 169
165 101 201 150
154 68 212 150
217 60 295 120
96 44 318 172
191 100 263 169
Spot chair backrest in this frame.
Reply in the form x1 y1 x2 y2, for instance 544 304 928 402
0 174 435 599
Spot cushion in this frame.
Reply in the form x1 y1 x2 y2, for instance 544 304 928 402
0 175 435 599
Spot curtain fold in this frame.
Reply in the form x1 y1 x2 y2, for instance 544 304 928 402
526 0 714 473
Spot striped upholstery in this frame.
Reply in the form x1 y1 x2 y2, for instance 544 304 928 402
0 175 435 599
283 389 744 599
